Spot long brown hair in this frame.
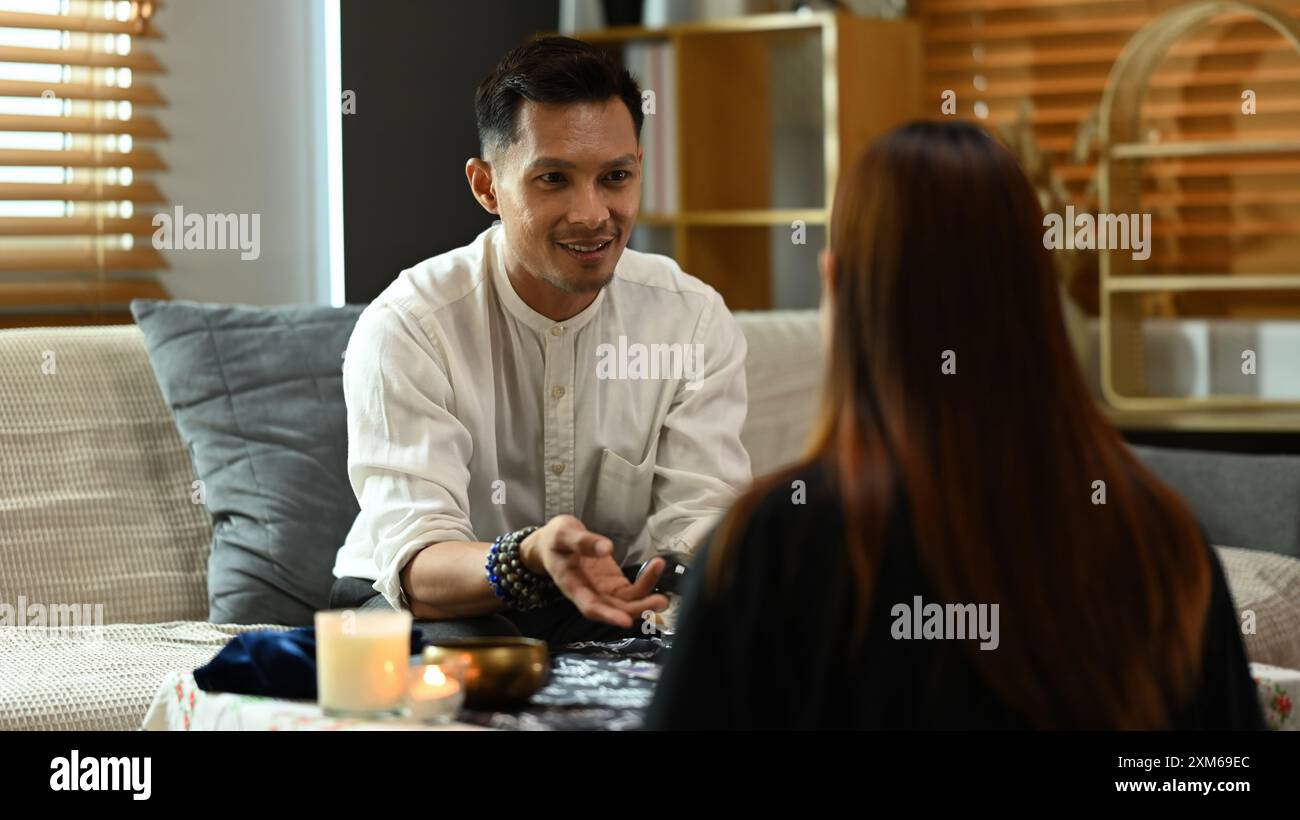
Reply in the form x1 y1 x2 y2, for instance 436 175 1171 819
710 120 1211 729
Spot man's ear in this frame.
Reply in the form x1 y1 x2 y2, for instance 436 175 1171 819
465 158 500 215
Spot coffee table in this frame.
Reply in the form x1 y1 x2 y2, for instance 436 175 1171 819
141 647 1295 731
142 636 669 731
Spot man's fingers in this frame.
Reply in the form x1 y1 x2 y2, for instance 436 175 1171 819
563 529 613 557
588 602 635 629
563 577 662 628
615 557 664 600
550 547 667 628
597 592 668 621
563 577 627 622
621 592 669 616
568 584 634 627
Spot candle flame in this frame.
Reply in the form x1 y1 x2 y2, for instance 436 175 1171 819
423 665 447 686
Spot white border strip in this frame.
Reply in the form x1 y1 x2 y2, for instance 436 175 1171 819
324 0 346 307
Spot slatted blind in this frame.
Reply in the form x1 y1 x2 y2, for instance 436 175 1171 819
0 0 167 327
918 0 1300 316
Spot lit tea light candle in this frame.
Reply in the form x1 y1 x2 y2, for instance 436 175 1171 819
407 662 465 724
315 609 412 718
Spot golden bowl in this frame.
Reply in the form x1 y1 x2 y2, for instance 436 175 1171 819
422 637 550 708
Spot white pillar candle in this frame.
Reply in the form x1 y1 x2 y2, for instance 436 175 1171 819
315 609 413 717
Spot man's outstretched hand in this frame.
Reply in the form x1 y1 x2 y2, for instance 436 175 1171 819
519 515 667 628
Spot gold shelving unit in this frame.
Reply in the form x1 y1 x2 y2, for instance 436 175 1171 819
570 11 923 310
1098 1 1300 420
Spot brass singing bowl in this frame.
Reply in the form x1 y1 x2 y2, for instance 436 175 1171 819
423 637 550 708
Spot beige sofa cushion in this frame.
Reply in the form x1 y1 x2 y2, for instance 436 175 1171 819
0 326 211 624
734 310 823 477
0 622 284 730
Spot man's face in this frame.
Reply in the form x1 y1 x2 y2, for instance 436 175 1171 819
490 97 641 294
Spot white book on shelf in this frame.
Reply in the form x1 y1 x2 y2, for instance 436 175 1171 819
649 42 665 216
627 42 679 218
627 41 656 216
661 40 678 215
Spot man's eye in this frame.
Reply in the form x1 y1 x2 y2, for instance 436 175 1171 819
539 172 565 184
606 170 631 182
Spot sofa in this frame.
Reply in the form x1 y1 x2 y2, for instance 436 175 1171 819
0 308 1297 730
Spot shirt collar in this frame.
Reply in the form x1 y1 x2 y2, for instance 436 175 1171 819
488 223 607 336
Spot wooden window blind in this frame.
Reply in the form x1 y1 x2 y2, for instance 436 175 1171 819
0 0 167 327
917 0 1300 316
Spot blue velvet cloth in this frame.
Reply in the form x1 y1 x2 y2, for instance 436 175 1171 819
193 627 424 700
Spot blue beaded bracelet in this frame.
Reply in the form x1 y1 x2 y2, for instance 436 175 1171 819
485 526 556 611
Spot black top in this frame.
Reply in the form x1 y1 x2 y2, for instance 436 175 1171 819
646 462 1265 730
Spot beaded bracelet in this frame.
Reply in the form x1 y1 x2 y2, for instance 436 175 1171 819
485 525 557 611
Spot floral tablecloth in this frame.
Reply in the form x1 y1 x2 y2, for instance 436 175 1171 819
142 671 486 731
1253 663 1297 730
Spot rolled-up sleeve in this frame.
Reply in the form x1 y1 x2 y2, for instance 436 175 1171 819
646 291 752 556
343 302 476 610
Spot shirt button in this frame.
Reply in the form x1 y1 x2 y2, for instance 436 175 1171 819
550 326 563 337
552 462 565 475
552 386 565 399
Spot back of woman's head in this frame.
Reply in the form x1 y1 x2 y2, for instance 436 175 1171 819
825 120 1082 445
721 120 1212 729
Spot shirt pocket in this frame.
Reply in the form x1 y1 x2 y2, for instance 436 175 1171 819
591 447 655 553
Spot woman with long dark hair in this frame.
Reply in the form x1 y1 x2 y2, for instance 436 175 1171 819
646 121 1263 730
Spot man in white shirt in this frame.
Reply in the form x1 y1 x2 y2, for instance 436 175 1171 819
330 36 751 643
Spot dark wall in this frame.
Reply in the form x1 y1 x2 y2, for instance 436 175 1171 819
341 1 559 303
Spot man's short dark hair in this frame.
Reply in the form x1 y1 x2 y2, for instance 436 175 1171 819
474 36 643 159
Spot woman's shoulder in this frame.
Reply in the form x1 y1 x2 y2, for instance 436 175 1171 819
715 458 910 579
739 460 845 542
759 458 845 508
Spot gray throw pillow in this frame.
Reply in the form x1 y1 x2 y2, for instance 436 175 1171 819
130 299 364 625
1131 444 1300 560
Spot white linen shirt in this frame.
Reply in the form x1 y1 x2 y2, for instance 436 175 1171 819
333 224 752 610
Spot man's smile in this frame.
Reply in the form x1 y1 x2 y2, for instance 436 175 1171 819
556 236 616 263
